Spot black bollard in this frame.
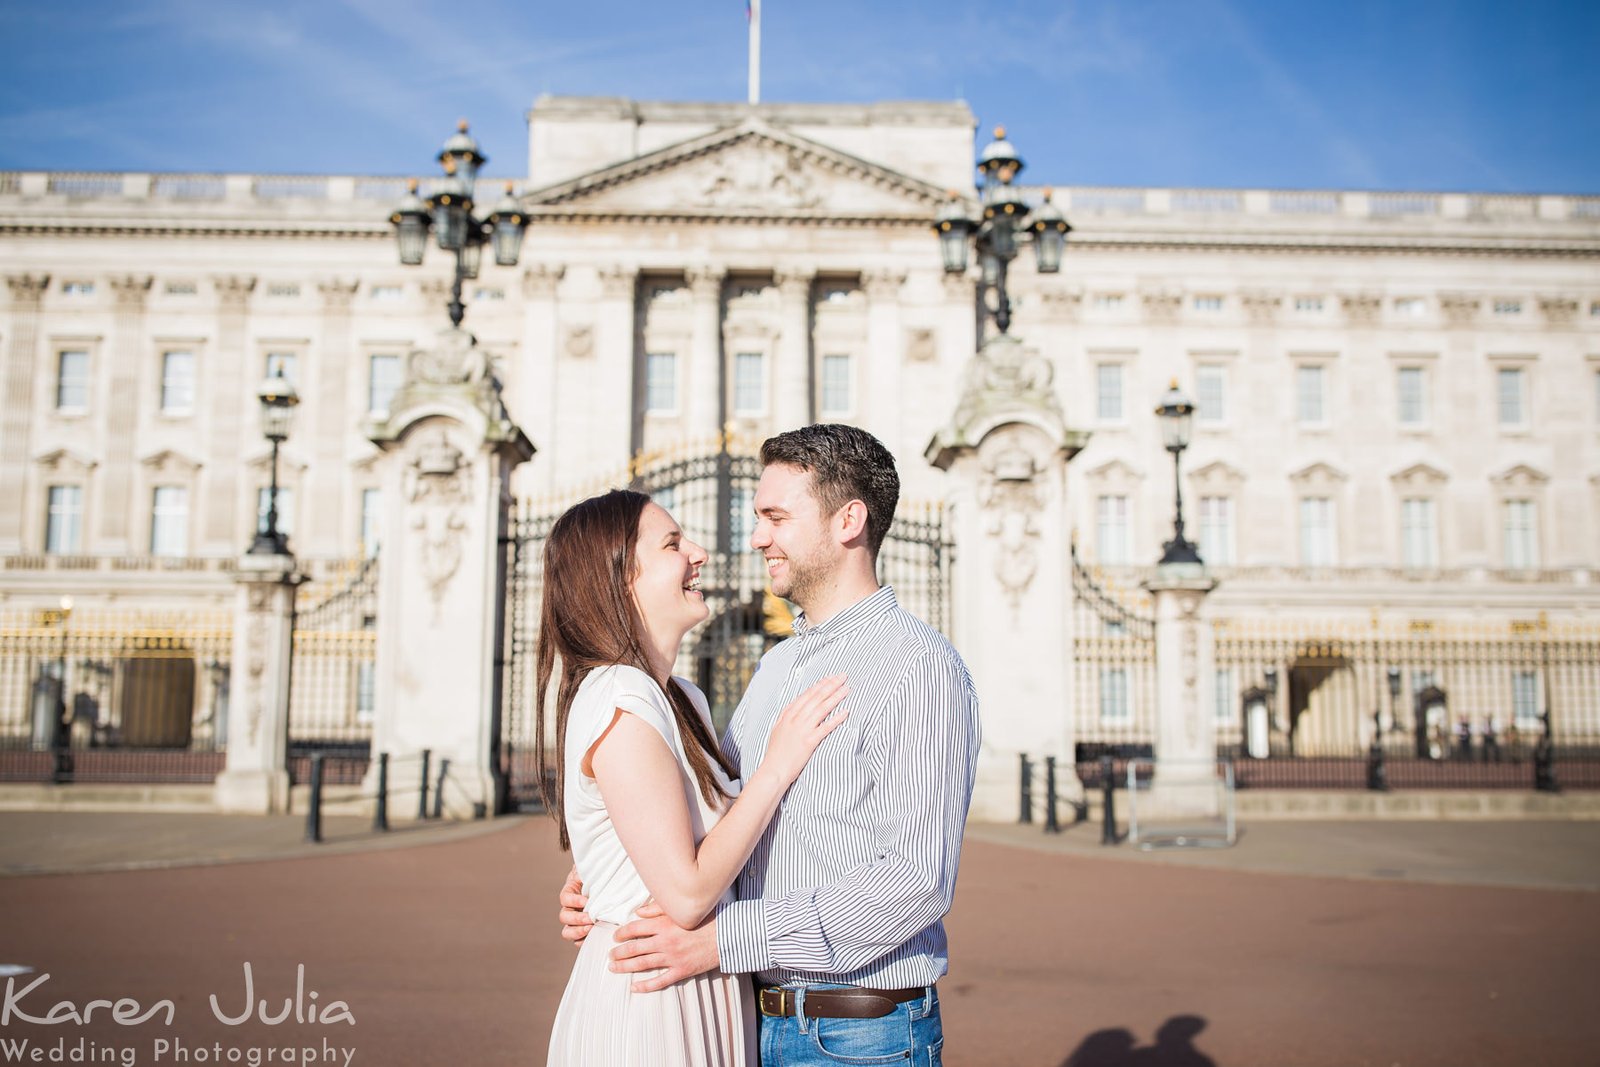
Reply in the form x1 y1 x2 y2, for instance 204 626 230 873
433 757 450 820
418 748 431 821
1367 712 1389 792
1019 753 1034 825
305 753 324 844
1044 756 1061 834
372 752 389 833
1100 754 1117 846
1533 738 1559 793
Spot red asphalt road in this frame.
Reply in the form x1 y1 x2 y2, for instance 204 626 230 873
0 818 1595 1067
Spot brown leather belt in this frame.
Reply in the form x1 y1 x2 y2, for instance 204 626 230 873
757 985 930 1020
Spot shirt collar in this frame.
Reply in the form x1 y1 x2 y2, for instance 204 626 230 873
792 585 897 639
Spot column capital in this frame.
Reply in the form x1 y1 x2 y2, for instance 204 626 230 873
941 272 975 301
108 274 154 309
773 268 813 300
521 264 565 299
317 278 360 309
861 268 907 300
597 265 637 300
1239 289 1281 326
212 274 258 309
685 266 725 299
5 272 51 307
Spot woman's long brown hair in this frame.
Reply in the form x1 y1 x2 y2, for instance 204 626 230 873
534 489 740 851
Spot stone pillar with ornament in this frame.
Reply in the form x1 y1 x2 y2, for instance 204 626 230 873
366 326 534 818
213 553 301 814
1138 566 1222 834
927 333 1089 822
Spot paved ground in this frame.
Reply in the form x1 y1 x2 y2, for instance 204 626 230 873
0 813 1595 1066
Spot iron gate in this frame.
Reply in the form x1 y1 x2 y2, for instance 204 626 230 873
498 445 953 812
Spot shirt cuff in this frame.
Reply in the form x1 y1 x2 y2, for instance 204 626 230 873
713 898 773 976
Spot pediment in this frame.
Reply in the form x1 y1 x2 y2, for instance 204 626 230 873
1491 463 1548 488
1390 462 1448 488
247 447 310 477
34 448 97 476
1288 461 1347 485
524 120 948 221
1190 460 1244 486
140 449 201 476
1085 458 1144 483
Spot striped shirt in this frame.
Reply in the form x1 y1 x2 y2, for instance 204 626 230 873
714 585 981 989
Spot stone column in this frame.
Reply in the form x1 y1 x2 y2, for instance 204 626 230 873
0 274 50 554
594 267 637 471
213 552 301 813
367 326 534 818
862 268 907 441
202 275 256 551
927 333 1090 821
685 267 725 442
772 268 813 430
308 279 358 550
518 265 564 490
98 275 153 553
1138 566 1221 831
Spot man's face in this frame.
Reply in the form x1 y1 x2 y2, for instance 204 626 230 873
750 463 838 609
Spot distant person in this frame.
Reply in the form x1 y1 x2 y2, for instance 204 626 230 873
1456 715 1473 760
1483 714 1501 763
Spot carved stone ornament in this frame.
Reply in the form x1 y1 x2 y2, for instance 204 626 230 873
245 613 268 747
212 274 258 308
1141 291 1182 325
522 264 565 299
1341 292 1383 325
1037 289 1083 320
1539 296 1579 326
405 425 471 622
861 269 906 301
978 442 1044 616
1179 592 1203 750
1438 292 1481 327
698 144 821 210
905 327 937 363
950 333 1063 438
109 274 154 309
6 273 52 306
563 324 594 359
598 266 637 300
407 326 490 388
317 278 360 309
1240 290 1282 326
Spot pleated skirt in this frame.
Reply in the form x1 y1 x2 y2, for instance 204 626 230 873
547 921 756 1067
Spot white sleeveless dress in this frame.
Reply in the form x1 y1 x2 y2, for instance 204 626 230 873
546 664 755 1067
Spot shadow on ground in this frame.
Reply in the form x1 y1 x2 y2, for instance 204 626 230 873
1061 1015 1218 1066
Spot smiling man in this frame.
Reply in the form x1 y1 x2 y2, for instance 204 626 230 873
561 423 981 1065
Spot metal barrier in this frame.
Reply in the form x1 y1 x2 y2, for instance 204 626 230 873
303 748 479 844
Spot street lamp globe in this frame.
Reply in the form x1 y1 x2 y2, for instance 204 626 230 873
1155 380 1195 453
437 119 486 197
391 180 430 266
1029 190 1072 274
257 368 300 441
933 193 975 274
486 182 529 267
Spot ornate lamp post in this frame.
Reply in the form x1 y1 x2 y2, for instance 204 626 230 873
390 121 529 329
933 126 1071 338
1154 380 1202 566
250 368 299 556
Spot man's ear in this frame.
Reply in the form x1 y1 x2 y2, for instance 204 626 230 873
835 499 870 547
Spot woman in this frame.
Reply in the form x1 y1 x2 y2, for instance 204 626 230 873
536 489 848 1066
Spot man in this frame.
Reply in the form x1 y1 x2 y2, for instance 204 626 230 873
560 423 981 1064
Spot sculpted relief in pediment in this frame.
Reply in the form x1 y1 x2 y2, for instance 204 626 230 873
533 127 943 220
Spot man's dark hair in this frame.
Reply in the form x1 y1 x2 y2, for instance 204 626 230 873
760 424 900 557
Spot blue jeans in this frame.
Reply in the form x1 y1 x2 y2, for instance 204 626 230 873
757 984 943 1065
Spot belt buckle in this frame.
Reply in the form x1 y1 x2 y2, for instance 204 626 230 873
760 988 788 1017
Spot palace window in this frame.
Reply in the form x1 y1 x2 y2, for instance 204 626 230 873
733 352 765 415
45 486 83 555
1394 297 1426 318
1396 366 1426 426
62 281 94 296
360 488 381 558
265 351 297 386
1196 365 1227 424
1502 499 1538 569
645 352 677 413
1295 365 1326 424
160 351 196 414
1214 668 1235 724
256 486 295 538
1192 295 1223 312
1293 296 1324 313
1299 497 1336 567
56 350 89 411
1096 494 1130 565
1099 668 1131 724
1400 497 1437 569
368 354 401 416
1497 367 1527 427
150 486 189 557
1199 496 1234 565
1096 363 1124 421
730 487 755 548
1512 671 1540 729
1492 299 1523 316
820 354 851 416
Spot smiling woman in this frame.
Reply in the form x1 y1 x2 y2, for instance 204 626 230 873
530 487 847 1065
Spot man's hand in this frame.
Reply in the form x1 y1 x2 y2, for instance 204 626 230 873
609 902 720 993
558 868 593 946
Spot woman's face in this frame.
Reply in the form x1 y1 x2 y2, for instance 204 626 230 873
631 502 710 642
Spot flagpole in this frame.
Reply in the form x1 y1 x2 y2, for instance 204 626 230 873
748 0 761 105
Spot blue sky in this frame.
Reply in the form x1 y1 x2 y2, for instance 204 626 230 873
0 0 1595 193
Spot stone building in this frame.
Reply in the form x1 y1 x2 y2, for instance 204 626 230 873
2 95 1597 816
